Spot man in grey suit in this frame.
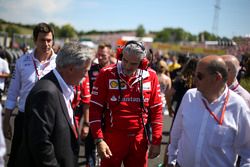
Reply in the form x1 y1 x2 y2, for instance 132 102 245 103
17 42 94 167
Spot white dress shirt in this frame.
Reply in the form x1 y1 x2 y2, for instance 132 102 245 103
0 105 6 167
0 57 10 90
168 87 250 167
229 80 250 108
53 69 75 126
5 49 56 112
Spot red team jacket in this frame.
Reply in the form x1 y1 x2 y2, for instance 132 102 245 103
72 75 91 125
90 62 163 145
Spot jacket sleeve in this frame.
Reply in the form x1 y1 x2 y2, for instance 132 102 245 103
5 58 21 110
80 75 91 104
149 71 163 145
89 69 109 139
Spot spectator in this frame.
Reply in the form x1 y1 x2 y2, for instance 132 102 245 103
0 56 9 165
86 42 113 167
168 55 250 167
156 60 171 115
71 75 91 132
168 55 181 79
3 22 57 167
89 41 163 167
222 55 250 108
0 56 10 102
0 103 6 167
166 58 198 118
159 58 198 167
222 54 250 167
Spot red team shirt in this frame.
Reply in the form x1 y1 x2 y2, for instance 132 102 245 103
90 63 163 145
72 75 91 125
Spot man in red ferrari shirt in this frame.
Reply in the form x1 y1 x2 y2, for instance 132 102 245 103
89 41 163 167
71 75 91 139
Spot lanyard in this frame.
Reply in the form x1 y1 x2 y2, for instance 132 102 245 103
32 57 50 80
202 89 230 125
231 83 239 91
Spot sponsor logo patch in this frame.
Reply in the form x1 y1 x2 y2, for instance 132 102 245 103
110 95 117 101
109 79 127 90
143 82 151 90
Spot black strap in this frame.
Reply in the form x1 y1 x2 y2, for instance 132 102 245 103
139 70 151 144
117 68 123 103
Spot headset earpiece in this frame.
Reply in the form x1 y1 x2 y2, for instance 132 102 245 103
139 57 149 70
116 47 123 61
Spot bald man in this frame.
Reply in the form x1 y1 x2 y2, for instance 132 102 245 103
167 55 250 167
222 55 250 108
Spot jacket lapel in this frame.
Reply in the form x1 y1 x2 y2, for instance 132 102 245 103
42 71 78 139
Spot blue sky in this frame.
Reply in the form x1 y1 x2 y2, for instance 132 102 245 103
0 0 249 38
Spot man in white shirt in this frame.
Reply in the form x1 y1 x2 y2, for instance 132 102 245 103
0 55 9 167
168 55 250 167
3 23 57 167
222 54 250 108
0 104 6 167
0 56 10 102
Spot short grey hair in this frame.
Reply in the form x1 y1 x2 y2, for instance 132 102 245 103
56 42 94 68
221 55 240 78
122 41 147 60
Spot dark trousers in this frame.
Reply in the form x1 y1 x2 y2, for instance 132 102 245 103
7 112 24 167
85 130 96 167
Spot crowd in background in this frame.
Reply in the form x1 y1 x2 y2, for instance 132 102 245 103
0 22 250 167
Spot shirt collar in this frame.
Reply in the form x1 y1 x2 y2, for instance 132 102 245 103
199 86 229 105
228 79 239 90
53 69 74 101
32 48 56 63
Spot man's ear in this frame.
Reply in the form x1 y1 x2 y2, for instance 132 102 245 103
215 72 223 81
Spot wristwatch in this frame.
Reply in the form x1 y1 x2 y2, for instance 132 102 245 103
95 138 103 145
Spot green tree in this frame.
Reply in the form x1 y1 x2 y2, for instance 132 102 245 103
5 25 20 36
78 30 85 36
186 33 197 41
154 28 171 42
198 31 218 42
59 24 77 39
136 24 145 37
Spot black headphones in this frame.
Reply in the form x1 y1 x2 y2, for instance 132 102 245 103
116 40 149 70
124 40 145 51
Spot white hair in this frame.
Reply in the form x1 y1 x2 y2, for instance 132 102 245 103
122 41 147 60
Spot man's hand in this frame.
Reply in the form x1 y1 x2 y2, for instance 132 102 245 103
148 144 161 159
3 116 12 140
96 140 112 159
80 124 89 140
168 107 175 117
